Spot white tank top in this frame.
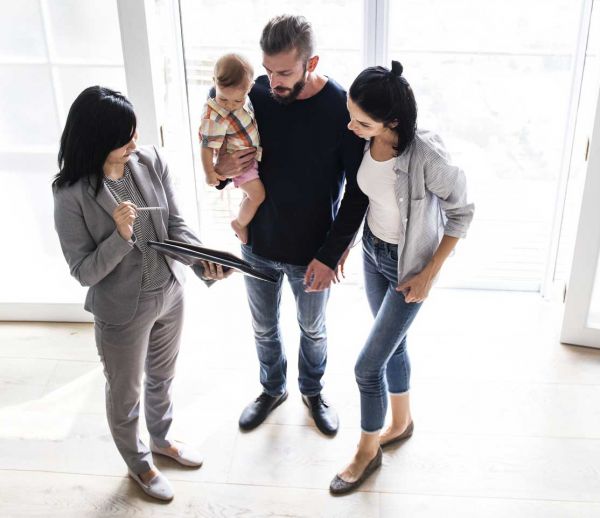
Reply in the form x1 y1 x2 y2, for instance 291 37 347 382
357 148 401 244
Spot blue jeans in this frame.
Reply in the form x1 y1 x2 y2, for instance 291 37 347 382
356 225 423 433
241 245 330 397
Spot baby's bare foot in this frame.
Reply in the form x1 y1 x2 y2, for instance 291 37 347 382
231 219 248 244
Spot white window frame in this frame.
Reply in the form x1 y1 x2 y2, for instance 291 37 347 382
116 0 162 147
542 0 595 299
363 0 389 66
561 77 600 348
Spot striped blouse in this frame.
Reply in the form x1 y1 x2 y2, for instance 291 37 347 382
103 165 172 291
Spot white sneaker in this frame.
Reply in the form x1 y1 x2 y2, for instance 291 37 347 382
128 469 174 501
150 440 204 467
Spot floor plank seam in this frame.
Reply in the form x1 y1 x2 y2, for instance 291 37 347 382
362 487 600 505
4 468 600 505
0 356 98 364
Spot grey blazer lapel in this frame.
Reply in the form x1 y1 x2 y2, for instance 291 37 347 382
128 154 167 240
87 179 118 218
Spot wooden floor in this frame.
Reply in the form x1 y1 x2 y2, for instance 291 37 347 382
2 277 600 517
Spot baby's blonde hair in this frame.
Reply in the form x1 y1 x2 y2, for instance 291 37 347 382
214 53 254 89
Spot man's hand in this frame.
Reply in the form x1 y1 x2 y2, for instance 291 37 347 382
214 148 257 178
200 260 234 281
396 265 434 303
304 258 336 292
335 247 351 283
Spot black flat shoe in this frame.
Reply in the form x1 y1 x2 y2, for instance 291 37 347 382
329 448 383 495
380 420 414 449
302 393 339 436
215 178 231 190
238 391 288 431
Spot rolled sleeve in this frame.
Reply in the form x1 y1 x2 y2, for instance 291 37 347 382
424 148 474 239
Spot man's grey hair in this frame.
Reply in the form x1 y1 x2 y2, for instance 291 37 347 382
260 14 315 61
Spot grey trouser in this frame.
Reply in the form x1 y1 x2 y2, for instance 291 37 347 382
94 276 184 474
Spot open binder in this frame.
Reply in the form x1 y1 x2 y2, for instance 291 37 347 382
147 239 277 283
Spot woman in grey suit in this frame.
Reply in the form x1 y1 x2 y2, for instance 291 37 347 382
53 86 226 501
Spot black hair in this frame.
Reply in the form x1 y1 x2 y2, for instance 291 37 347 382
349 60 417 156
53 86 136 195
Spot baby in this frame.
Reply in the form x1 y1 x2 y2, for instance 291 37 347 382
199 53 263 244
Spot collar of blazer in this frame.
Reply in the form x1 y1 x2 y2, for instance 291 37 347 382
86 150 167 241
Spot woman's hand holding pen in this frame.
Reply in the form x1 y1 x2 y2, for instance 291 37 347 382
113 202 137 241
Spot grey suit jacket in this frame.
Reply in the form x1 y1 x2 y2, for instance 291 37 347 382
53 145 202 325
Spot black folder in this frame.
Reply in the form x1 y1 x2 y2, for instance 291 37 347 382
147 239 277 283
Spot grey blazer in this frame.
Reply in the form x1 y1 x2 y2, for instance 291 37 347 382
53 145 202 325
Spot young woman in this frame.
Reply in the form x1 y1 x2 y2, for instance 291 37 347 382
53 86 227 501
330 62 474 494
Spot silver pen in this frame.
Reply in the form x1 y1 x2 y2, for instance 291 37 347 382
108 191 165 212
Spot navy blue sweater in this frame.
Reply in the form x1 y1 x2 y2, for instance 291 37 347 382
247 75 368 269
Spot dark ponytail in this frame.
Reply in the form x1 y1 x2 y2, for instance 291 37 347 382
349 60 417 155
390 60 403 77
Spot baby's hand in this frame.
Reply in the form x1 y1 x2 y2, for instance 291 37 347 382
205 172 221 187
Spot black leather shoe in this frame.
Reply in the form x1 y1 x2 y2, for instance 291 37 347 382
302 393 339 436
329 448 382 495
239 391 288 431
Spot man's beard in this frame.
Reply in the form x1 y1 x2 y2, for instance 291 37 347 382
270 74 307 105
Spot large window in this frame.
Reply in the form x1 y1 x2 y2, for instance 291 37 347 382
0 0 126 318
178 0 596 292
388 0 589 290
2 0 598 320
179 0 363 250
